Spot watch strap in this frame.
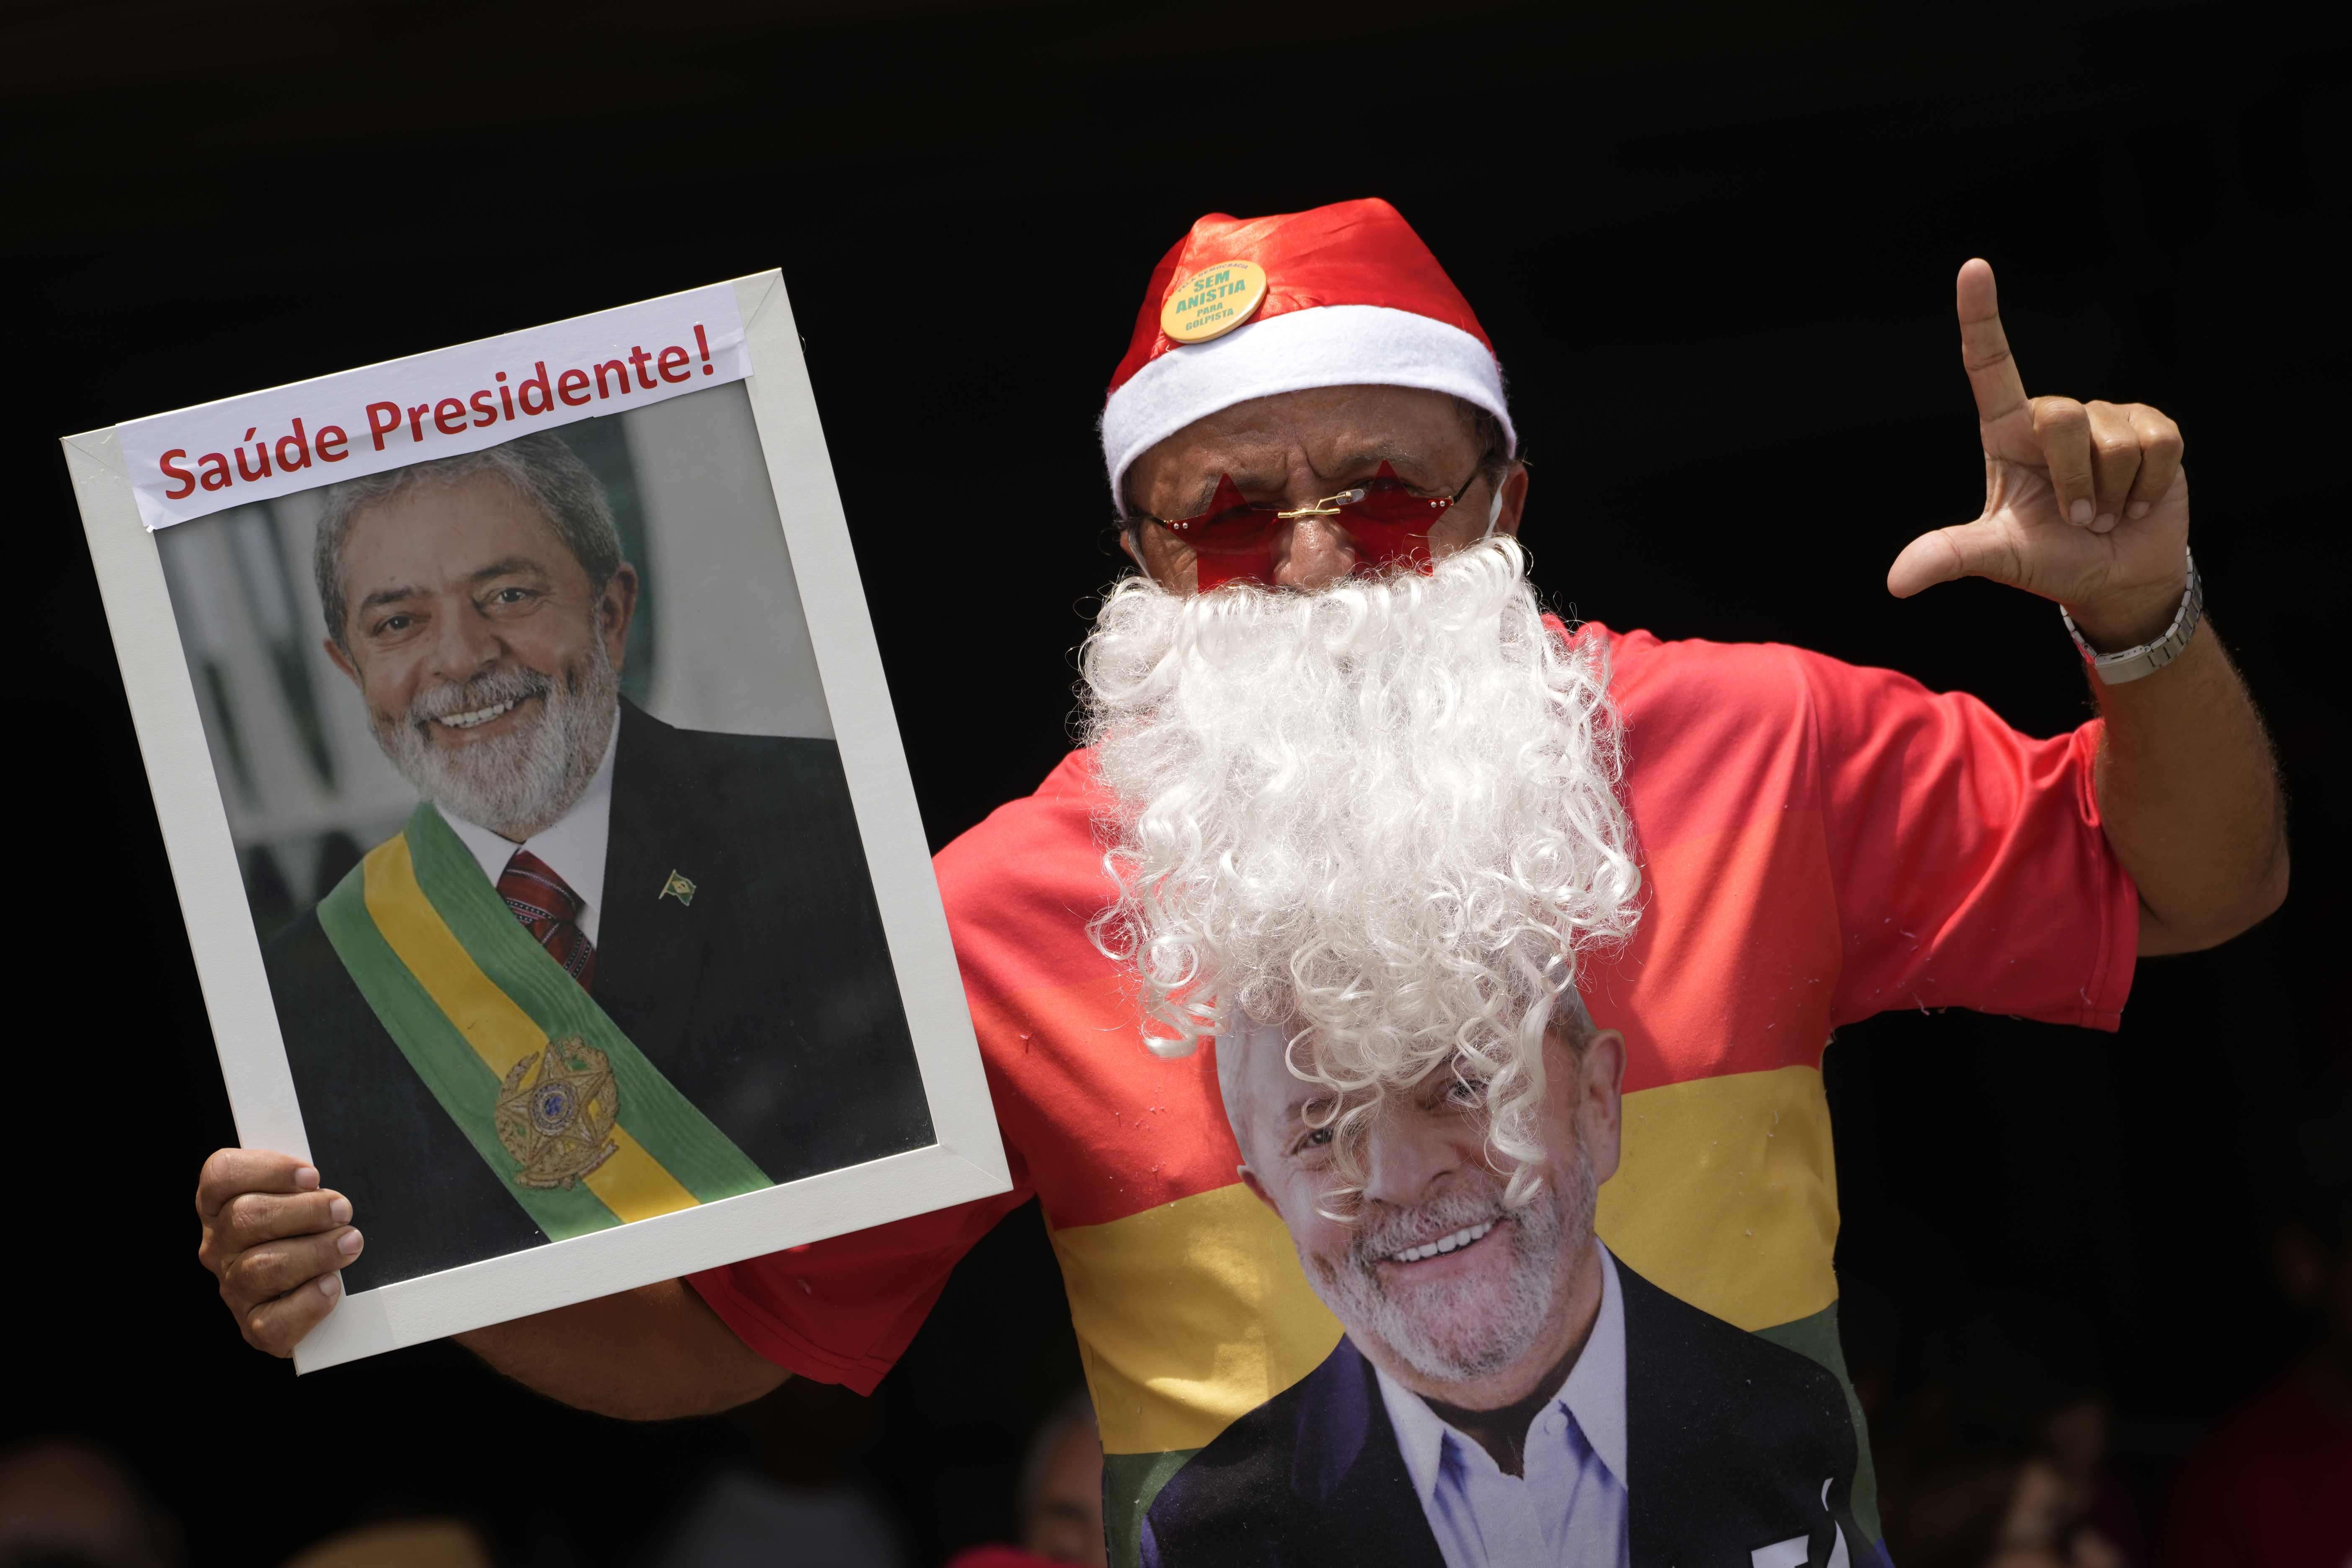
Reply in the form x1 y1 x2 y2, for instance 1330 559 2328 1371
2062 549 2202 686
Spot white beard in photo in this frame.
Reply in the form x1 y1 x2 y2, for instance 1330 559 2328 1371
1082 538 1641 1202
374 624 619 840
1320 1137 1599 1384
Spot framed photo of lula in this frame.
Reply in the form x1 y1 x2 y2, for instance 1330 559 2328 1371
62 276 1009 1372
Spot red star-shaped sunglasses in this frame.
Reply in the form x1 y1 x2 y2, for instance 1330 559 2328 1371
1132 462 1483 588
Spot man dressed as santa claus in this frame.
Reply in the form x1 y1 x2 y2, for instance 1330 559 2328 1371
199 200 2285 1566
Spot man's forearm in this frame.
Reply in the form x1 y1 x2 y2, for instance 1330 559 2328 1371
2084 621 2288 954
456 1278 789 1419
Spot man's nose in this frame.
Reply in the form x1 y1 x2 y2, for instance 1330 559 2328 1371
422 602 505 678
1271 515 1360 590
1358 1110 1459 1208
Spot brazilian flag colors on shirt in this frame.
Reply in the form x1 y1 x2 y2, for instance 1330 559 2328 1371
691 624 2139 1567
318 802 770 1238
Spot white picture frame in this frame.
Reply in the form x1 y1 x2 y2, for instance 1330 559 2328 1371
62 272 1011 1373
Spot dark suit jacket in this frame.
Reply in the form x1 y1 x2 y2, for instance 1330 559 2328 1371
266 700 934 1292
1142 1254 1864 1568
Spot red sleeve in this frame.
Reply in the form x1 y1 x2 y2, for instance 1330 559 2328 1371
1797 647 2139 1031
687 1152 1035 1393
686 756 1110 1389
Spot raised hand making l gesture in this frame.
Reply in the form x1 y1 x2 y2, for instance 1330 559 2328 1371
1890 259 2189 650
1887 258 2282 955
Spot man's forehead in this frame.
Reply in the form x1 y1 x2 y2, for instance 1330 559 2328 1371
1151 387 1473 493
1200 390 1465 453
1225 1022 1339 1133
344 477 562 578
1203 433 1435 480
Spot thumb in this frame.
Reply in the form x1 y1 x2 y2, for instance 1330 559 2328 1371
1886 519 2018 598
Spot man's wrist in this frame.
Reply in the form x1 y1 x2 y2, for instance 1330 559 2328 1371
2061 573 2191 652
2061 551 2202 686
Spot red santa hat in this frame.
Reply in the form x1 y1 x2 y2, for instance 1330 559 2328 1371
1101 198 1514 510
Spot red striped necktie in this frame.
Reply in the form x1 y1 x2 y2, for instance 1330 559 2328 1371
498 849 596 992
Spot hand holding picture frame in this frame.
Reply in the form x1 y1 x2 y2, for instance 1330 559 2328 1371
63 273 1009 1372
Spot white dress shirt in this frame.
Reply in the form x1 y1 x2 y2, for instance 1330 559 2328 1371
441 722 619 943
1376 1242 1631 1568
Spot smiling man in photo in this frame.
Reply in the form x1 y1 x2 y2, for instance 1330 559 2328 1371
1142 1001 1862 1568
258 430 931 1291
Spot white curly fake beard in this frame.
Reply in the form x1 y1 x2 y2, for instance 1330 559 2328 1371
1082 538 1640 1190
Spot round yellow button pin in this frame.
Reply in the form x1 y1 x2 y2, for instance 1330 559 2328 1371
1160 260 1268 345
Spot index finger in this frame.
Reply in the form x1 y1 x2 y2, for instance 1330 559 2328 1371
195 1147 318 1221
1957 258 2029 426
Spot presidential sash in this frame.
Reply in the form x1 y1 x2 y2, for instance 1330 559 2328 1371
317 802 771 1240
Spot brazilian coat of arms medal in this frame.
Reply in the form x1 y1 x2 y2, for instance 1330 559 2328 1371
495 1036 621 1189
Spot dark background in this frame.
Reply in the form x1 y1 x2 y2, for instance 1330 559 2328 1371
5 1 2337 1563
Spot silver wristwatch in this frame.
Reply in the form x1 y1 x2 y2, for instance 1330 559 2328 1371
2061 549 2202 686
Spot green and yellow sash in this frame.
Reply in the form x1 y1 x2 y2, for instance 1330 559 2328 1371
317 802 770 1239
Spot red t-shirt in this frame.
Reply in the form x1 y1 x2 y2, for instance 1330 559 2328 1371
691 626 2137 1557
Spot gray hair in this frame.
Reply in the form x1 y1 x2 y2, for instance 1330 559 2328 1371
313 431 621 648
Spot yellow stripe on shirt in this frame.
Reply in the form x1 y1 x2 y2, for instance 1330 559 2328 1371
1049 1183 1343 1455
1598 1062 1842 1331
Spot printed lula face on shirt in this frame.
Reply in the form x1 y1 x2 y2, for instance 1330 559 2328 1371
1139 1022 1867 1568
692 624 2138 1568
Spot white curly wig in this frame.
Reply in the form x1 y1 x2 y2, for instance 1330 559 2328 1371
1082 537 1640 1205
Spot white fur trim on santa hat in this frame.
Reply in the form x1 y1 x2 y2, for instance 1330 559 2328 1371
1101 303 1514 511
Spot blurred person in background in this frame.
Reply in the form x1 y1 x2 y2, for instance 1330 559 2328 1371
0 1442 177 1568
1885 1449 2126 1568
279 1519 493 1568
947 1392 1105 1568
1017 1392 1106 1568
1876 1320 2136 1568
650 1376 903 1568
2163 1131 2352 1568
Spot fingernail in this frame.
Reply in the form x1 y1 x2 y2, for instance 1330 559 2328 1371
2127 501 2151 520
2094 513 2117 532
295 1166 321 1191
338 1229 364 1256
2068 499 2094 524
329 1197 352 1225
318 1273 340 1299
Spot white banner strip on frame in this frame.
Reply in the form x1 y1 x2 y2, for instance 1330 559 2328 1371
119 282 750 531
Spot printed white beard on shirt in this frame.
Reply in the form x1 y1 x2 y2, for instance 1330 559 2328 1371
1318 1142 1598 1387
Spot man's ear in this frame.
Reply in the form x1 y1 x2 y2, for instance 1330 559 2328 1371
1236 1164 1281 1215
600 564 640 668
1488 463 1530 539
323 635 361 688
1581 1028 1627 1186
